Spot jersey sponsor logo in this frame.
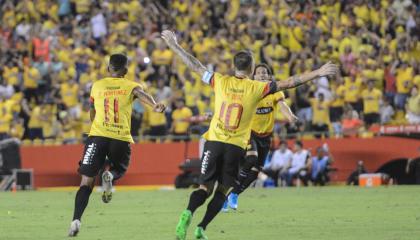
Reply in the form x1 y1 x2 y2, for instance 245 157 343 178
256 107 273 114
201 150 211 174
82 143 97 165
228 88 244 94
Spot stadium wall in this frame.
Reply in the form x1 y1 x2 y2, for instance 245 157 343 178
20 137 419 187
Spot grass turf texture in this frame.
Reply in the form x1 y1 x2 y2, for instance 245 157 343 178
1 186 419 240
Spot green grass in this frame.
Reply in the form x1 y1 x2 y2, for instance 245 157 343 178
1 186 420 240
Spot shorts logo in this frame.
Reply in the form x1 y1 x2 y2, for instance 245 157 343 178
201 150 211 174
82 143 97 165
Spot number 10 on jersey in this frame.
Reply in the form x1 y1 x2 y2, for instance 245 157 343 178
219 102 243 130
104 98 119 123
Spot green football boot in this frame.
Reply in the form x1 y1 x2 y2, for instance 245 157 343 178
175 210 192 240
194 226 208 240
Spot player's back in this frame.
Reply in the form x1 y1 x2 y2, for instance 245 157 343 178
89 77 140 143
204 73 270 149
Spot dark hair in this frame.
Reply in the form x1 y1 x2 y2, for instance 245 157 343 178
295 140 303 147
109 53 128 72
279 140 287 146
233 50 253 71
253 63 272 78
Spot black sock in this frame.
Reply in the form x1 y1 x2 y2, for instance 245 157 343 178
232 155 258 194
234 170 259 194
72 185 92 221
198 191 226 230
187 189 208 214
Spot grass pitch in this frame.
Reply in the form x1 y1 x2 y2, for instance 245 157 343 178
1 186 420 240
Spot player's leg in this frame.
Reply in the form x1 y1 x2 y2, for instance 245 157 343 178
231 139 258 195
195 144 245 237
69 137 108 237
103 139 131 203
176 141 221 240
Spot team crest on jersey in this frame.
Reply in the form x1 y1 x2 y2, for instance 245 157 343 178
256 107 274 114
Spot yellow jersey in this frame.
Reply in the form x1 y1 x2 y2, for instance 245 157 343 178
172 107 193 134
89 77 140 143
311 99 330 125
251 91 285 136
61 83 79 107
203 73 272 149
361 88 382 114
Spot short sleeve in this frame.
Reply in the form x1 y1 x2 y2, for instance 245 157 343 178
202 71 220 87
273 91 285 102
261 81 277 98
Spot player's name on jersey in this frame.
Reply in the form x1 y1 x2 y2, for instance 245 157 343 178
256 106 274 114
103 89 129 97
102 122 124 129
228 88 244 94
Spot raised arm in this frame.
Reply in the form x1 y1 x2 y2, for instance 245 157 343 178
275 61 338 91
278 100 298 123
132 87 166 113
161 30 207 77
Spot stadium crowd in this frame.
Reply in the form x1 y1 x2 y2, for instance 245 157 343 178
0 0 419 144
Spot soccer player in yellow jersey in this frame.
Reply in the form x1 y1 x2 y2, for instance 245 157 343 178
225 63 297 211
161 30 338 240
68 54 165 237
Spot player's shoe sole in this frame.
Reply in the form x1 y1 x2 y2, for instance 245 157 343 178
68 219 81 237
175 210 192 240
194 226 208 240
102 171 113 203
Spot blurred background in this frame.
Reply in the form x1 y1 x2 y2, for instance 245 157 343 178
0 0 419 190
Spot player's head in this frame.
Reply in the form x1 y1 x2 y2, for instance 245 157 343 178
367 79 375 89
253 63 272 82
294 140 303 151
175 98 185 109
316 147 324 157
279 140 288 151
108 53 128 77
233 50 254 77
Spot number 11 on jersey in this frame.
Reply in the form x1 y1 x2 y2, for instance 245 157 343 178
104 98 119 123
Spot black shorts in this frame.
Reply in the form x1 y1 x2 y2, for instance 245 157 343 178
364 113 380 126
247 133 271 169
199 141 245 188
78 136 131 179
329 106 343 122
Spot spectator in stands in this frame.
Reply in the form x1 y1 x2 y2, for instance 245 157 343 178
406 86 420 124
262 140 293 187
393 61 413 109
347 161 367 186
60 79 81 119
344 71 363 114
27 102 48 140
295 84 312 130
361 80 382 127
342 106 363 137
90 7 107 44
310 93 330 138
170 98 193 142
281 140 311 187
311 145 334 186
380 97 395 124
0 96 12 140
330 77 345 137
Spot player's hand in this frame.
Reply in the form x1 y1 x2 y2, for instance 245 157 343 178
204 112 213 120
317 61 339 77
161 30 178 47
288 114 299 123
153 103 166 113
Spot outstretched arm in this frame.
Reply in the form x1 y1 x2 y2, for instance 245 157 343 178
275 61 338 91
161 30 207 77
278 101 298 123
132 87 166 113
